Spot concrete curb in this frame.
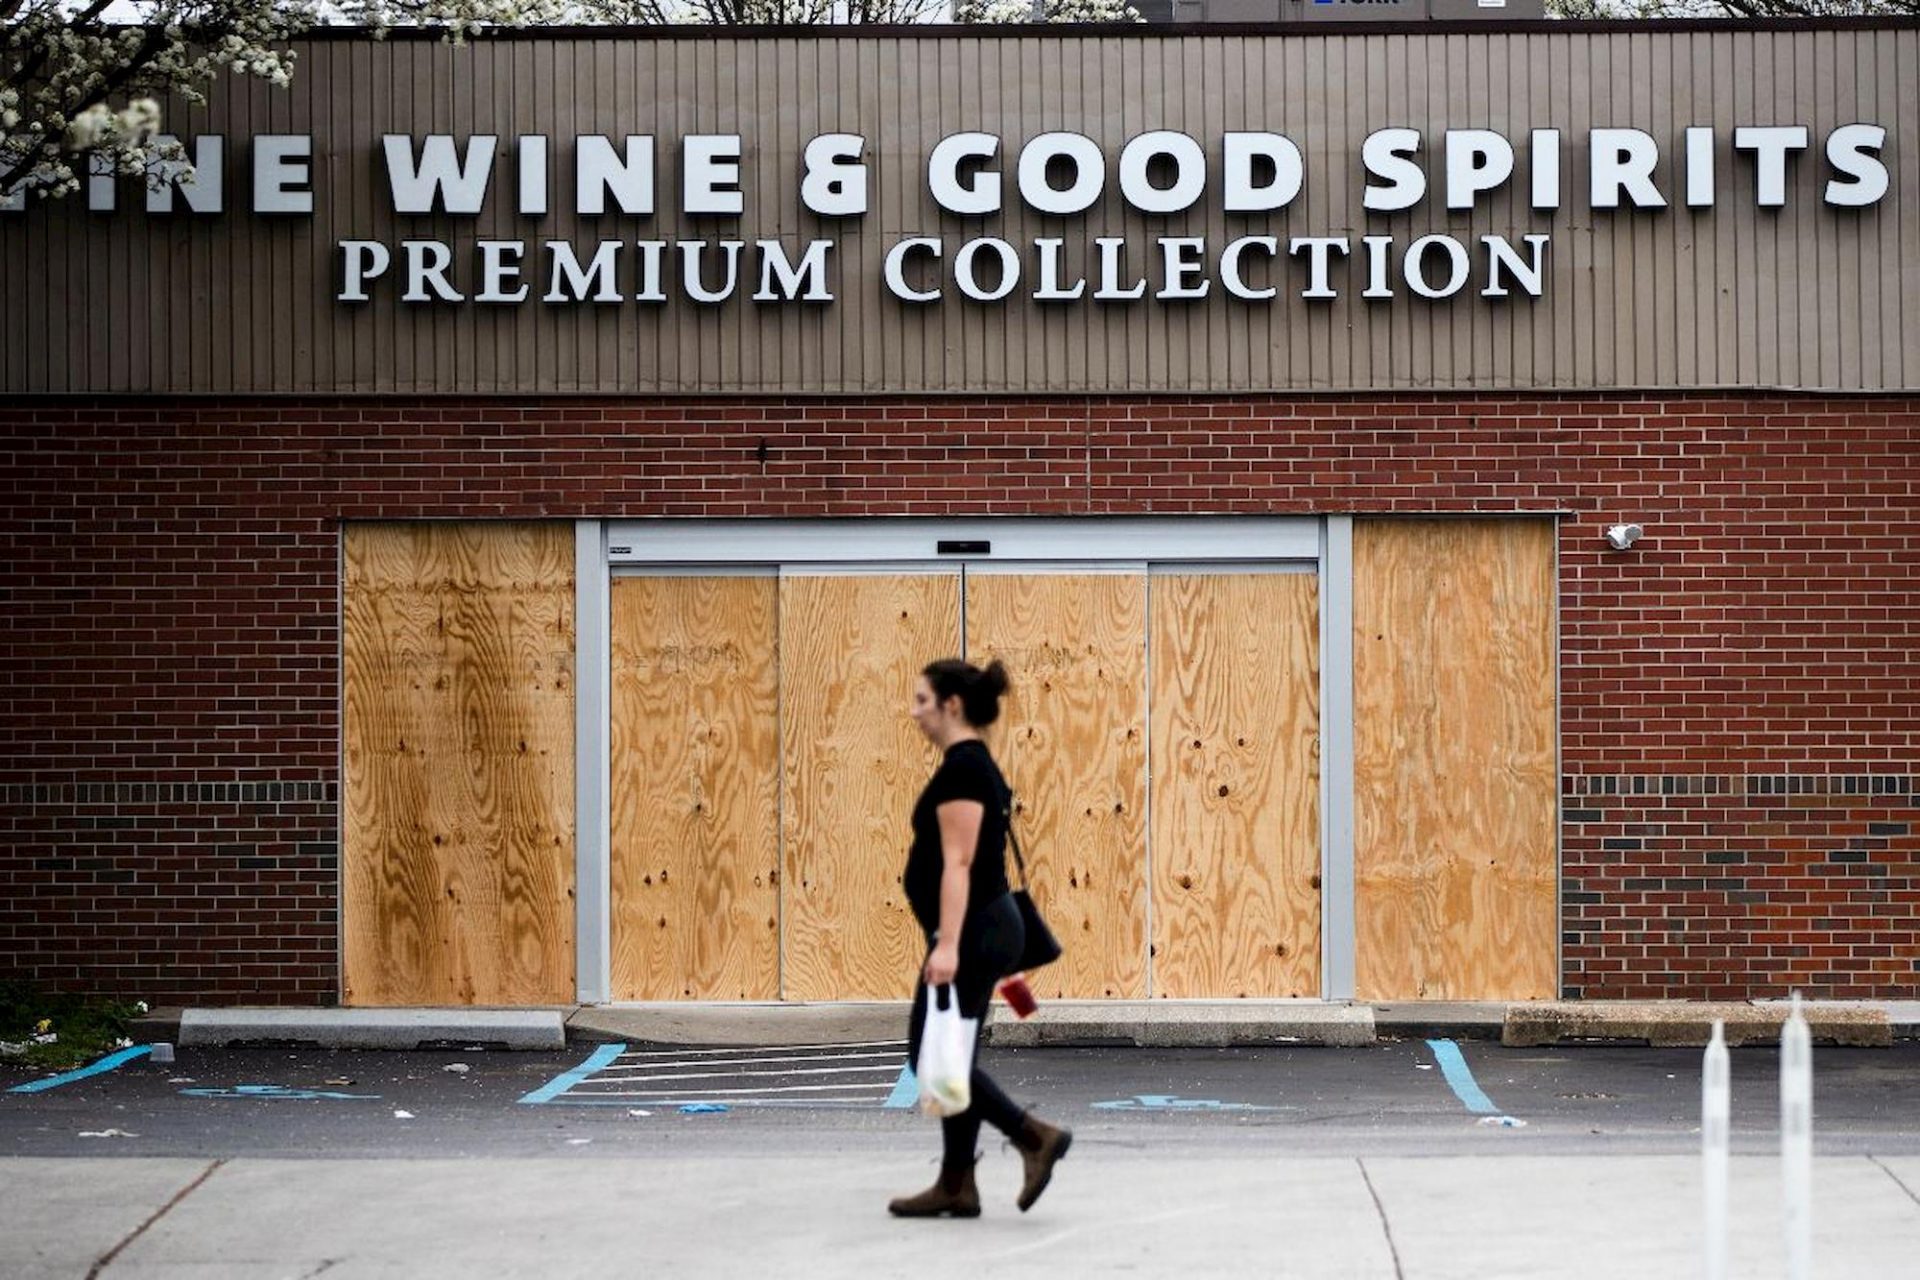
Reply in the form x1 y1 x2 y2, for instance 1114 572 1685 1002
176 1008 568 1050
567 1003 905 1047
983 1001 1376 1048
1503 1000 1894 1048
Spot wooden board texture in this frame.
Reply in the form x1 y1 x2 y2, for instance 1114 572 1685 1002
779 573 959 1001
341 522 575 1006
966 573 1149 1000
609 575 780 1001
1352 519 1558 1002
1149 572 1322 999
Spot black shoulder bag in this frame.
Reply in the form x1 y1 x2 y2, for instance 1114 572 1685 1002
1005 795 1064 972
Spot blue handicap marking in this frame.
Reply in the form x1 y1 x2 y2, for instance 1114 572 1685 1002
1092 1094 1288 1112
180 1084 381 1101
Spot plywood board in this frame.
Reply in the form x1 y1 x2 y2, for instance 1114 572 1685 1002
342 522 575 1006
1353 519 1558 1002
609 575 780 1001
1150 573 1322 999
780 573 959 1001
966 573 1148 1000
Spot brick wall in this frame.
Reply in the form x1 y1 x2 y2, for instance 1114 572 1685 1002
3 393 1915 1002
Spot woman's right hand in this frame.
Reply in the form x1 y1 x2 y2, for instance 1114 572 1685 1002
923 940 960 987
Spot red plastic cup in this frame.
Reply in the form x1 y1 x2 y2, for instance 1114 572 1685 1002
998 973 1038 1019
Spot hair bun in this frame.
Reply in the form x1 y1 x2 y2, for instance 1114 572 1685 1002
979 659 1010 698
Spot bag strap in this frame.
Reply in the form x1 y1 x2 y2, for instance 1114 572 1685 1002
1004 789 1031 891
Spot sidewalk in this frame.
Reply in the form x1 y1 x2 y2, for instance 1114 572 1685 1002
7 1152 1918 1278
138 999 1920 1052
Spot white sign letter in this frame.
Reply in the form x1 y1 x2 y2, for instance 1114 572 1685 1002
1156 237 1210 300
402 239 464 302
147 135 224 214
253 135 313 215
954 237 1020 302
1481 234 1550 298
1825 124 1889 207
518 136 548 217
1685 126 1716 208
1735 126 1809 208
754 239 835 302
1363 128 1426 212
477 240 530 303
1093 238 1147 301
1224 133 1303 213
1530 130 1561 211
884 237 942 303
929 133 1001 216
1017 133 1105 216
1289 237 1350 299
679 240 743 303
683 136 744 216
1032 238 1086 301
1403 234 1471 299
1221 236 1279 300
384 135 495 215
338 240 390 302
576 136 654 216
545 241 623 303
1589 129 1666 209
801 134 867 216
1444 129 1513 211
1121 132 1206 215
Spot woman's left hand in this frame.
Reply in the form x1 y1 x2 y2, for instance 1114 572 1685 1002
923 940 960 987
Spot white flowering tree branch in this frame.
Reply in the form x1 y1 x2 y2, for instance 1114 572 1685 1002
2 0 313 200
3 0 1144 205
1547 0 1915 16
952 0 1139 20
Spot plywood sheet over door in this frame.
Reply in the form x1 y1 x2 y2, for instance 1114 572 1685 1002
342 523 576 1006
1353 519 1558 1001
781 573 960 1001
1150 572 1322 999
609 575 780 1001
966 572 1148 1000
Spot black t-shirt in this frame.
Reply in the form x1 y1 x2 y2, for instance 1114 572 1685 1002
903 739 1012 935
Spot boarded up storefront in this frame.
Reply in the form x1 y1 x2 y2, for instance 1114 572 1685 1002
6 23 1916 1008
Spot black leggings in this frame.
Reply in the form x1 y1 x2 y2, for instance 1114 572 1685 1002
906 892 1027 1166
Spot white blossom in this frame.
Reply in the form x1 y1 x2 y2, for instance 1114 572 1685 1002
4 0 1154 204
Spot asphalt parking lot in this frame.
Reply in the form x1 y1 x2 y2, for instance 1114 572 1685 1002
7 1037 1920 1159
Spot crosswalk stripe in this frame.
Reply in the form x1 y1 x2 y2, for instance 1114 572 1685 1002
599 1050 902 1072
570 1081 899 1097
606 1040 907 1059
579 1066 900 1087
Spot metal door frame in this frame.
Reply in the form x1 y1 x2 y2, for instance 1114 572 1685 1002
576 516 1349 1004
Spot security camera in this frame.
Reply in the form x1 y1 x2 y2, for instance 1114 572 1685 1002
1603 523 1644 551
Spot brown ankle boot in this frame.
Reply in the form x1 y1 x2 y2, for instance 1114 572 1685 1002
887 1159 981 1218
1014 1113 1073 1212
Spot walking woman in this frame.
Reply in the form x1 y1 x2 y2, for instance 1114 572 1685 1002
890 657 1072 1219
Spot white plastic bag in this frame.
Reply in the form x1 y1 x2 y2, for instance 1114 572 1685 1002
916 983 978 1117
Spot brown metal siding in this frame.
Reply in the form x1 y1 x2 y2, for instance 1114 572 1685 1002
4 28 1915 395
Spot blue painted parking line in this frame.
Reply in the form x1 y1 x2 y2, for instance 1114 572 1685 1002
519 1042 626 1105
1425 1039 1500 1114
8 1044 154 1094
1092 1094 1292 1112
885 1065 918 1109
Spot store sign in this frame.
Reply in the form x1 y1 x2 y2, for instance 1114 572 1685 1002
20 123 1889 308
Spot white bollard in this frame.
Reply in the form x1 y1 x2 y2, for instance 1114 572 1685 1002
1781 992 1813 1280
1703 1019 1729 1280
